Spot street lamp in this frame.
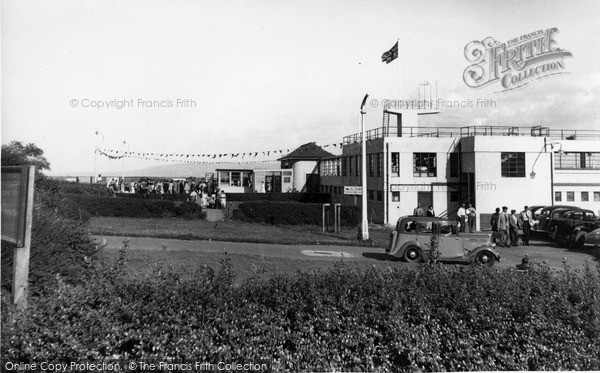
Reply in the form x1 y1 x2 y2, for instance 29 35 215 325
93 130 104 183
360 94 369 240
530 138 562 179
121 140 130 185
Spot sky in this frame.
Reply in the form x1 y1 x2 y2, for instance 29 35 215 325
2 0 599 175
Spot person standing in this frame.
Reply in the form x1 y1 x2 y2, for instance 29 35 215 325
498 206 510 247
467 203 477 233
490 207 500 243
413 203 425 217
520 206 532 246
426 205 435 217
509 209 520 246
218 190 227 209
457 204 467 233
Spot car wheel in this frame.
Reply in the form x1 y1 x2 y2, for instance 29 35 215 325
574 232 587 250
475 251 496 267
403 246 423 263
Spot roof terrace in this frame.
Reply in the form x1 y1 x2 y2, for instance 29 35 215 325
342 125 600 145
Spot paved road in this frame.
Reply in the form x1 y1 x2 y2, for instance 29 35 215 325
97 235 599 270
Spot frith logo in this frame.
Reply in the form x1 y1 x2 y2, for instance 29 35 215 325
463 28 572 92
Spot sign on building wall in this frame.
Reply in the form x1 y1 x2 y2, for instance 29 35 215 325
344 186 363 195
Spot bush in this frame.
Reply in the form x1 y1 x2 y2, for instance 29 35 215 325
38 178 114 196
236 201 360 226
113 192 332 203
1 186 98 295
68 194 207 220
2 259 599 370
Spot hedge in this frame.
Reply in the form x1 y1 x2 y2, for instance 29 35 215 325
236 201 360 226
68 194 206 220
2 258 599 371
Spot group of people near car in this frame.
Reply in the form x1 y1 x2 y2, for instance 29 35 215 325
489 205 533 247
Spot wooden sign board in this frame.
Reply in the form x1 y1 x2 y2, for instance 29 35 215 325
344 186 363 195
1 166 35 307
1 166 33 247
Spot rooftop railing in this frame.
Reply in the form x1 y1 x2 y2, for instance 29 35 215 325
342 125 600 145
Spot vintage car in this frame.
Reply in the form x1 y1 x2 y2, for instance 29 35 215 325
386 216 500 266
579 228 600 249
548 209 600 246
533 205 581 233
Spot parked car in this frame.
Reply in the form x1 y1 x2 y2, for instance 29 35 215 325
578 228 600 249
549 209 600 246
534 205 582 233
386 216 500 266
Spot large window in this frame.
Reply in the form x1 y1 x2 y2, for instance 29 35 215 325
413 153 437 177
391 153 400 177
355 156 360 177
566 191 575 202
342 157 348 176
595 192 600 202
369 154 375 177
377 153 383 177
555 191 562 202
555 152 600 169
501 152 525 177
582 191 589 202
219 172 230 185
348 156 354 176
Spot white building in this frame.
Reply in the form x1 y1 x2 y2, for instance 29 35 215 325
320 109 600 228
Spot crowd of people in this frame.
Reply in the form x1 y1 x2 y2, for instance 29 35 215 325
105 177 228 209
489 205 533 248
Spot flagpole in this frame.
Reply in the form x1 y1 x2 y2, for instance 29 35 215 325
397 38 401 99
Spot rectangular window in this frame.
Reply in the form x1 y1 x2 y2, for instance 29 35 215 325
391 153 400 177
554 152 600 169
392 191 400 202
581 192 589 202
368 190 375 200
348 156 353 176
555 191 562 202
230 172 241 186
413 153 437 177
594 192 600 202
219 172 230 185
342 157 348 176
355 156 360 177
566 191 575 202
369 154 375 177
449 153 459 177
377 153 383 177
336 158 341 176
501 152 525 177
283 177 291 183
242 172 251 187
377 191 383 201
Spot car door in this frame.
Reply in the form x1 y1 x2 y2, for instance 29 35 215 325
437 222 464 259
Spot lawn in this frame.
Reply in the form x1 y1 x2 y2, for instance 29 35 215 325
88 216 393 247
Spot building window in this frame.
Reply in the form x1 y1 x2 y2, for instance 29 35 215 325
368 190 375 200
355 156 360 177
581 192 589 202
449 153 459 177
392 191 400 202
342 157 348 177
566 191 575 202
555 191 562 202
501 152 525 177
391 153 400 177
376 191 383 201
219 172 230 185
242 172 252 186
348 156 353 176
230 172 241 186
413 153 437 177
594 192 600 202
369 154 375 177
554 152 600 169
377 153 383 177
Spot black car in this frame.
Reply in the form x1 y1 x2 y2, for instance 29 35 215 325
549 209 600 246
534 205 582 233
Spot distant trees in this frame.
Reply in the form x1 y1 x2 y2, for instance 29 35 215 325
1 141 51 172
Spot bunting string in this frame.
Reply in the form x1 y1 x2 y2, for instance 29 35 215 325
96 142 344 164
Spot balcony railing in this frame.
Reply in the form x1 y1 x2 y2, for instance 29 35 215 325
342 125 600 145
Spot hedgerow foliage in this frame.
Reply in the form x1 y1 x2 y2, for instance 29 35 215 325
68 194 206 220
236 201 360 226
3 255 599 371
1 179 98 295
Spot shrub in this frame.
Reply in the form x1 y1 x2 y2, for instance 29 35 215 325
2 259 599 371
236 201 360 226
68 194 207 220
113 192 332 203
38 178 114 196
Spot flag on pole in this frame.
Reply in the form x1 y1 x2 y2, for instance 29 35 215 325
381 41 398 64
